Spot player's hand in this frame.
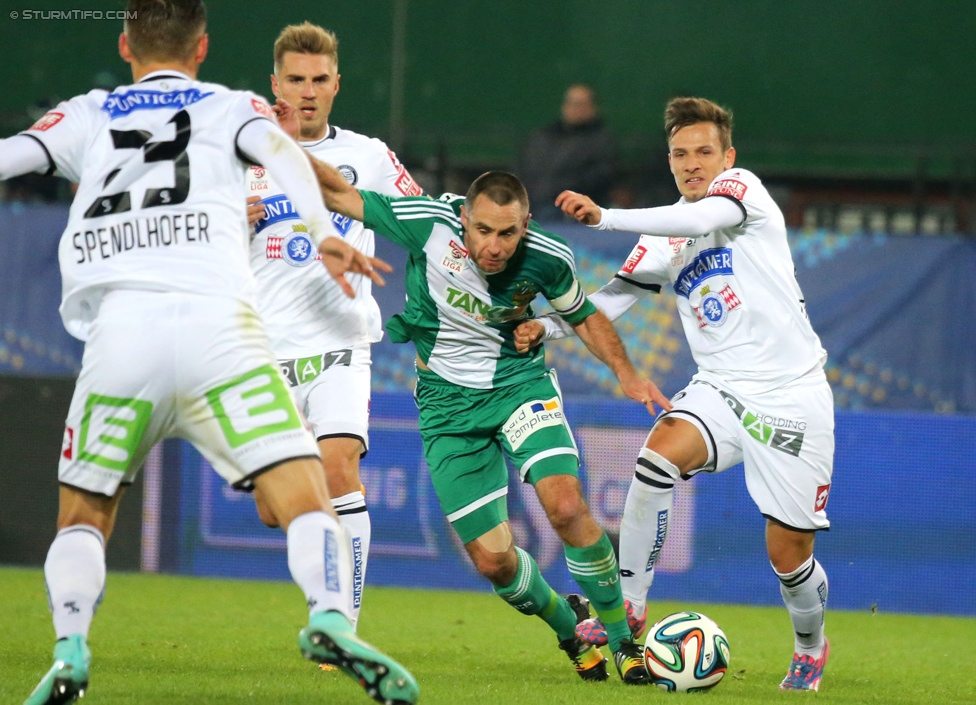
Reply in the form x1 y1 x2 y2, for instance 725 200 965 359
555 190 602 225
618 370 673 415
318 236 394 298
514 319 546 353
273 98 300 140
246 195 266 228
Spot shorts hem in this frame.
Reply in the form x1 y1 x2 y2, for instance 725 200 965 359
316 432 368 458
58 480 119 499
657 409 718 475
231 454 321 493
762 512 829 533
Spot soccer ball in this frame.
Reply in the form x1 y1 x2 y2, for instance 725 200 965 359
643 611 730 692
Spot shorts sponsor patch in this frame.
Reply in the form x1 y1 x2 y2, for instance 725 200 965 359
814 483 831 512
621 245 647 274
719 389 806 457
29 111 65 132
503 397 565 451
707 178 748 200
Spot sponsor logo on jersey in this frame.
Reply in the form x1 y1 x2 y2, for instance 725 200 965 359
29 111 65 132
814 483 831 512
445 285 489 320
720 389 806 457
282 227 316 267
388 150 423 196
503 397 564 451
337 164 358 185
707 178 748 201
440 240 468 273
331 212 353 235
622 245 647 274
61 426 74 460
101 88 214 118
254 194 300 234
250 98 275 119
674 247 734 298
694 285 741 328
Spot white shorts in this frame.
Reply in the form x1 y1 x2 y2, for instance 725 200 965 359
659 373 834 531
59 291 320 497
278 344 371 455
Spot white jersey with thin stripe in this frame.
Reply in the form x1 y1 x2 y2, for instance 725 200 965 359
247 126 421 357
21 71 278 341
615 168 827 393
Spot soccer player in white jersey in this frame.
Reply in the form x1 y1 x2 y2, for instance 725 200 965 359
244 23 423 631
0 3 417 704
517 97 834 691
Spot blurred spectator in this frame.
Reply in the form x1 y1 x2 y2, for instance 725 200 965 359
517 84 618 220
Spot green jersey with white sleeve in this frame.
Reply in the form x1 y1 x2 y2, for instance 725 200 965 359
361 190 596 389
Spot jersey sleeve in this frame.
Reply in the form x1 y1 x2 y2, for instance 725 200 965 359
705 168 770 229
361 190 444 253
615 235 671 289
529 228 597 325
365 141 424 198
226 92 278 164
20 92 104 182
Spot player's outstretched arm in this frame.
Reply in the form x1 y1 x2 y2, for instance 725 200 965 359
307 154 366 222
0 135 54 181
563 193 744 237
571 310 672 415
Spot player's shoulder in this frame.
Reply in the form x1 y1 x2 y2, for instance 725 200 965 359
524 223 577 270
706 167 767 202
384 192 462 228
330 125 390 153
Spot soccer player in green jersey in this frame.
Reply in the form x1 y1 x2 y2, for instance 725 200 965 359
299 140 671 683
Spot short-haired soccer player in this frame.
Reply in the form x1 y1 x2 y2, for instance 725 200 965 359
519 97 834 692
0 2 417 703
283 144 673 684
245 22 425 631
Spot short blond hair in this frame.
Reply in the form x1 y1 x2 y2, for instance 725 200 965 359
273 22 338 74
665 97 734 152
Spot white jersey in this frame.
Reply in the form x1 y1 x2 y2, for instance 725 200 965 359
247 126 421 357
616 168 826 393
22 71 279 341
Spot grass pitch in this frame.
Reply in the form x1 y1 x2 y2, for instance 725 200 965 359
1 567 973 704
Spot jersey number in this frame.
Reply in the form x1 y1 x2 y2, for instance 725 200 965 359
84 110 191 218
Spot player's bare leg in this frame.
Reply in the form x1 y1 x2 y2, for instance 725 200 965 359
256 458 419 704
768 520 829 691
25 486 126 705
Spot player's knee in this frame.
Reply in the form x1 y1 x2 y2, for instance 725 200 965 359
467 525 516 584
544 492 589 533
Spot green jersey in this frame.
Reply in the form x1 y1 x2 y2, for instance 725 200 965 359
361 190 596 389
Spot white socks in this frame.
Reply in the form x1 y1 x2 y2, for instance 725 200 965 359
332 490 371 628
618 448 679 614
286 511 352 619
774 555 828 656
45 525 106 639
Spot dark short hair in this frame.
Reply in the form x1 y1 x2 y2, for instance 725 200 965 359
664 97 734 152
124 0 207 63
465 171 529 212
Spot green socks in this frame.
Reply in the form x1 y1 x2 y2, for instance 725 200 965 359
565 533 630 650
494 547 578 641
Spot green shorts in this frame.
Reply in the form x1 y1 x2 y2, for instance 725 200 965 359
415 368 579 543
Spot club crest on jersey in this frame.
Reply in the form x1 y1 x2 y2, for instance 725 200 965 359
694 284 741 328
512 281 539 307
440 239 468 273
101 88 214 118
337 165 358 185
282 227 316 267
